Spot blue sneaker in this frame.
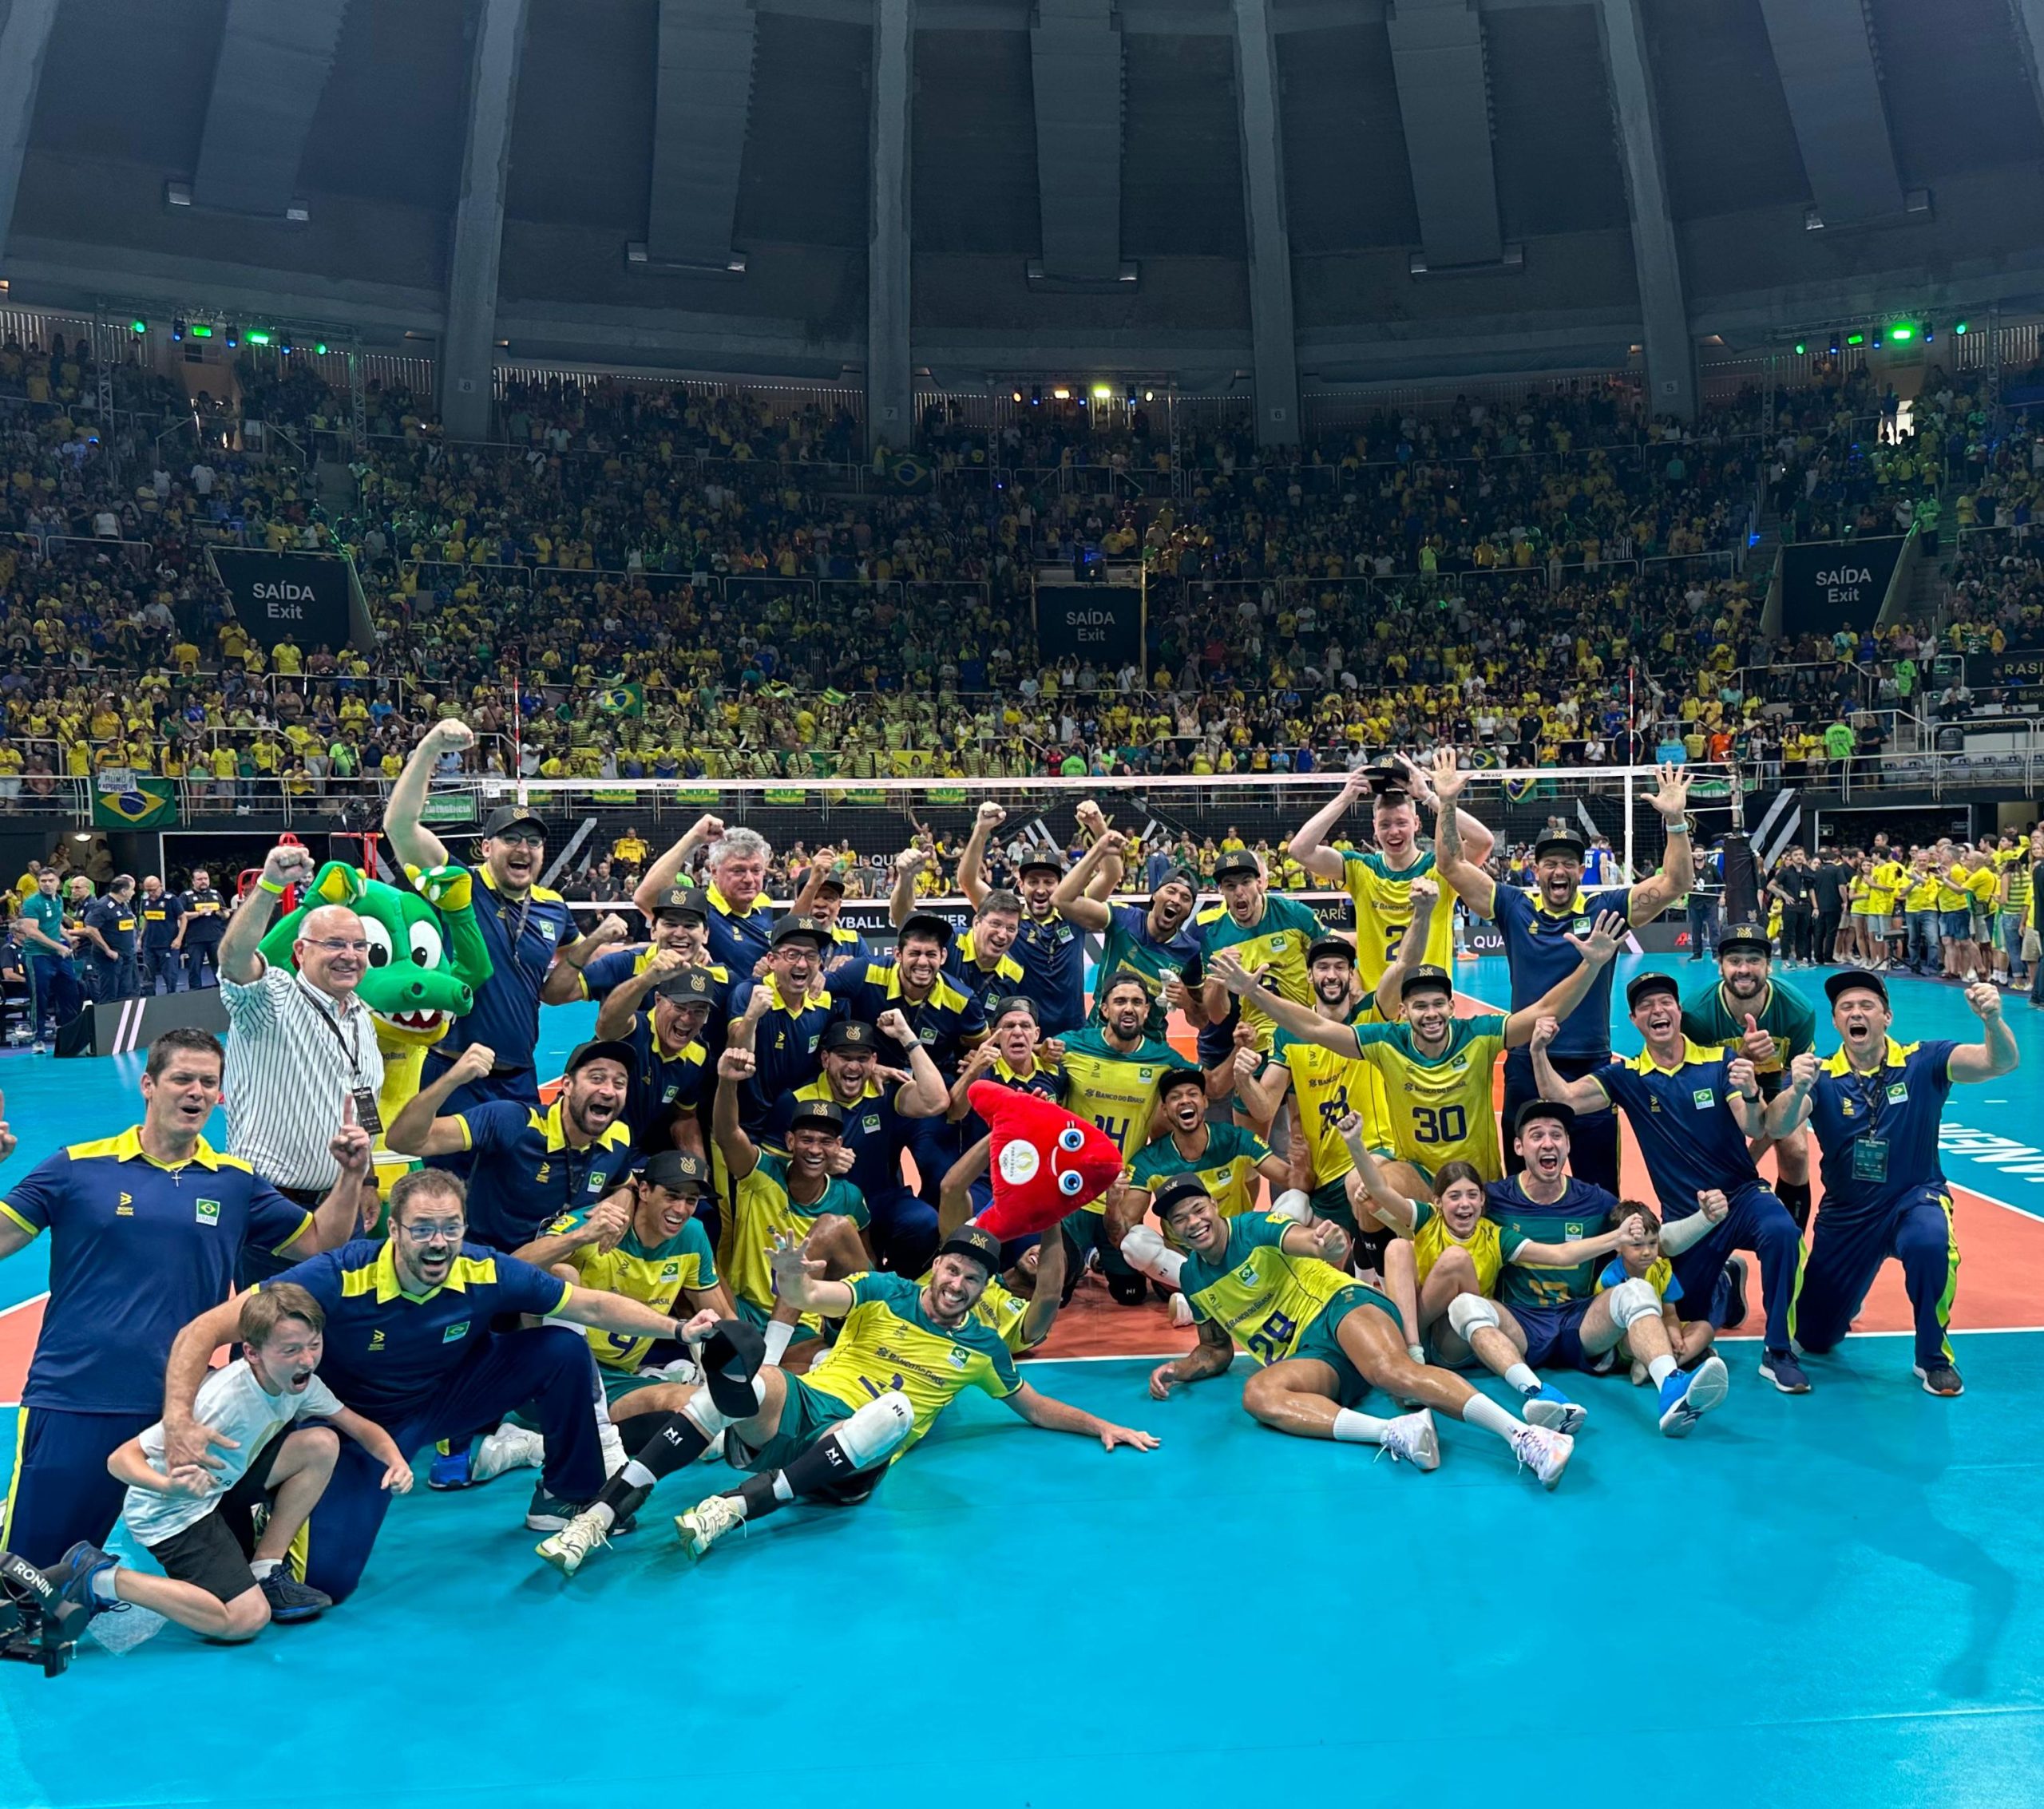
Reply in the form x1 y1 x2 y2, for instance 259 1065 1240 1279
1657 1353 1729 1436
258 1571 332 1624
1522 1382 1588 1435
1714 1254 1749 1329
427 1443 475 1490
42 1540 119 1622
1759 1348 1812 1393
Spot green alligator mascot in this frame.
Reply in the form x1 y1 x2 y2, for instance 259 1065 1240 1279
257 861 493 1133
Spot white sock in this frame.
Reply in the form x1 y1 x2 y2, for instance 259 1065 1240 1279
771 1470 797 1502
762 1319 796 1366
621 1458 659 1492
1503 1361 1539 1395
1460 1391 1523 1441
248 1558 279 1581
1649 1353 1678 1387
1330 1407 1392 1445
90 1567 123 1602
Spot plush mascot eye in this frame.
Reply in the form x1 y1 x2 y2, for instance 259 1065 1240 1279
408 920 445 968
1057 1126 1087 1152
1057 1169 1087 1196
361 919 394 968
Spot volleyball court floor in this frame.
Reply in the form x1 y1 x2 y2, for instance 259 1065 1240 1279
2 953 2042 1807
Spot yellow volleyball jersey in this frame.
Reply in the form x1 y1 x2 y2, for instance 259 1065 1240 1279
1349 1014 1509 1181
1197 894 1323 1051
1341 849 1454 989
801 1271 1020 1456
1410 1200 1502 1294
1177 1211 1356 1364
560 1217 717 1371
1274 1003 1393 1185
1903 870 1940 911
1935 871 1971 912
1056 1026 1178 1201
1128 1121 1271 1217
721 1152 869 1316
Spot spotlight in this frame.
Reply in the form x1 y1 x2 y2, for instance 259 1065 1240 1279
1954 319 1970 335
171 318 185 342
1052 386 1071 401
1090 382 1111 400
1030 384 1041 406
129 319 147 335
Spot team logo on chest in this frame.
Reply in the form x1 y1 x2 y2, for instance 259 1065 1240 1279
195 1197 220 1225
442 1320 471 1343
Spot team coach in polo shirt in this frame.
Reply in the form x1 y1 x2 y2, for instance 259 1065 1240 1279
216 842 386 1282
0 1028 369 1567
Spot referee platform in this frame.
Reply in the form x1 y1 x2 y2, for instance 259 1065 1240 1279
1 952 2041 1808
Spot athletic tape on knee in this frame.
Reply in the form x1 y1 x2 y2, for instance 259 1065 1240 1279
1446 1293 1499 1340
1119 1225 1186 1288
834 1390 915 1469
1604 1276 1661 1332
682 1372 766 1437
1270 1188 1312 1224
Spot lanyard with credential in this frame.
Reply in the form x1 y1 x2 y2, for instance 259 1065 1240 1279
299 974 365 1080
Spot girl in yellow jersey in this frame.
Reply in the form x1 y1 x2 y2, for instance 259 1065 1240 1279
1338 1126 1648 1434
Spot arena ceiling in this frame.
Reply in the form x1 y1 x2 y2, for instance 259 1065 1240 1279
2 0 2044 419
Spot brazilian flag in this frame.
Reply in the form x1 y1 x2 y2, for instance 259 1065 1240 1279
594 682 645 718
93 778 178 828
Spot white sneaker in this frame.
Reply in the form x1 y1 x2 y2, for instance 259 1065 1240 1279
1167 1293 1193 1328
471 1423 546 1482
1508 1423 1574 1490
675 1492 748 1561
534 1506 609 1578
1378 1408 1440 1472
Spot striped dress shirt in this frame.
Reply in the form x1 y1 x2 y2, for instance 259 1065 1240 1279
221 964 386 1190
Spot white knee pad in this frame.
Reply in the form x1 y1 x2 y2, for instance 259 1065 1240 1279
1603 1276 1661 1332
682 1372 767 1437
1120 1225 1186 1288
835 1389 915 1468
1446 1293 1500 1340
1270 1188 1312 1224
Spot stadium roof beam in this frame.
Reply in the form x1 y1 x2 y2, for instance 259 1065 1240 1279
1598 0 1694 421
1754 0 1906 228
1232 0 1299 449
0 0 60 265
1384 0 1503 272
189 0 349 219
1028 0 1128 288
867 0 914 455
2010 0 2044 134
640 0 758 273
442 0 529 442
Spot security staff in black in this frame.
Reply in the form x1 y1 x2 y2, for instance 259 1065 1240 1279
176 869 229 990
79 878 140 1003
138 877 182 993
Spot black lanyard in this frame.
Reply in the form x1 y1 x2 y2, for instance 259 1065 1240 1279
299 975 365 1082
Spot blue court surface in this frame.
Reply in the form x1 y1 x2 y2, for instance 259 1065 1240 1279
0 954 2041 1809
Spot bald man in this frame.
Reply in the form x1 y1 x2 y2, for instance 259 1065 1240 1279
216 845 383 1282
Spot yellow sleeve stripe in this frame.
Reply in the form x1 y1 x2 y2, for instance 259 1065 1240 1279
0 1201 38 1237
270 1211 316 1256
455 1118 474 1152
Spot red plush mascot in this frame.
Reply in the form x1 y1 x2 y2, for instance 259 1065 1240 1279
967 1082 1123 1241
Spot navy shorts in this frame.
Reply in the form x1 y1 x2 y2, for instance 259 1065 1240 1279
1507 1299 1612 1375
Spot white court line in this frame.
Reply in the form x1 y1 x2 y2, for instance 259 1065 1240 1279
0 1293 44 1320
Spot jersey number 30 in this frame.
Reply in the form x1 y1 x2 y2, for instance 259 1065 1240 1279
1410 1104 1468 1145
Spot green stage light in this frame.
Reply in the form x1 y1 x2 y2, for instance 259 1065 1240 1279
246 330 271 345
1887 323 1913 342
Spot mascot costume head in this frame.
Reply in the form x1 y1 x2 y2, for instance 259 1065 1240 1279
257 861 493 1134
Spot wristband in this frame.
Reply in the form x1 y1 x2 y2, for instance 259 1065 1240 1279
257 877 286 896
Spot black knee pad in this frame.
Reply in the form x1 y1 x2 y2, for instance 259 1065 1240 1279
1107 1271 1148 1308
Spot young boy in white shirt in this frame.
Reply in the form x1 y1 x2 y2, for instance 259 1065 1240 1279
45 1284 409 1643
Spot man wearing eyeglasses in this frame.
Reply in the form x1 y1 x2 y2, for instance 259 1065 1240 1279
216 843 385 1284
156 1167 700 1603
